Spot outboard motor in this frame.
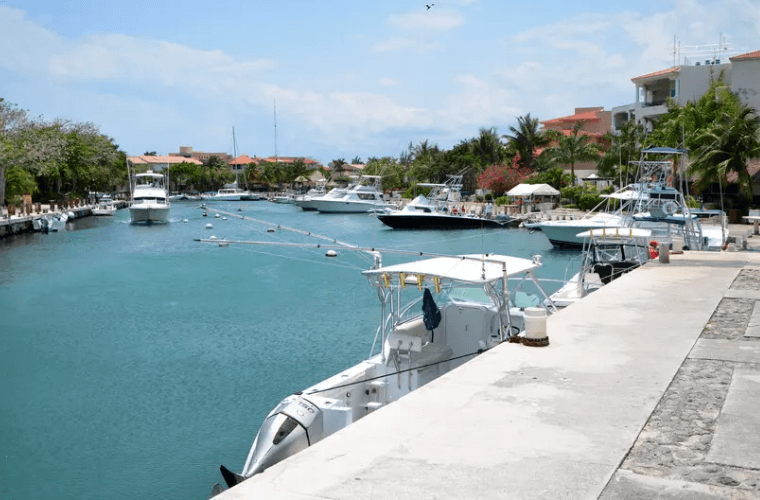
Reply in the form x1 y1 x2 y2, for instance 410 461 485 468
220 394 323 488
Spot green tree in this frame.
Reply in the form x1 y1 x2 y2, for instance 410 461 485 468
544 123 603 189
503 113 549 171
596 120 645 183
690 103 760 197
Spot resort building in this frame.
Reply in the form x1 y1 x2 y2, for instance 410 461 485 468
229 155 259 173
540 107 611 180
128 155 201 172
611 49 760 133
170 146 233 163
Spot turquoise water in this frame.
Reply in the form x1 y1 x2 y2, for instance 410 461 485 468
0 202 580 500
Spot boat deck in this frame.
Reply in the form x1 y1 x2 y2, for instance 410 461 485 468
218 236 760 500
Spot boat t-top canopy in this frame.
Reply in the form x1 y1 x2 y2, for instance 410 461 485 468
363 254 540 285
135 171 164 179
576 227 652 239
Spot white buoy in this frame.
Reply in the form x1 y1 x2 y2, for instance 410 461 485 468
206 223 213 229
183 219 189 223
209 235 217 240
215 213 220 218
222 217 227 220
203 212 208 217
326 250 338 257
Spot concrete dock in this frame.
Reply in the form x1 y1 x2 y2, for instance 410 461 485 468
218 235 760 499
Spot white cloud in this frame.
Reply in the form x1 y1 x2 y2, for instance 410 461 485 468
388 9 464 30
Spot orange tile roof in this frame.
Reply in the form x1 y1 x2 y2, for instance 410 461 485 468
730 50 760 61
556 129 603 138
631 67 679 82
129 155 202 165
541 110 602 126
229 155 258 165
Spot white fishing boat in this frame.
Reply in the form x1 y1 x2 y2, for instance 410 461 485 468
311 176 392 213
550 227 650 308
92 196 117 216
536 147 726 250
295 184 345 211
205 185 264 201
196 210 556 494
129 171 170 224
377 175 508 229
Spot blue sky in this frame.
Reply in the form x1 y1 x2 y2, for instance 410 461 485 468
1 0 758 164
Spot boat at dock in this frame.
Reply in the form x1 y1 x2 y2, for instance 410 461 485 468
377 175 509 229
129 171 171 224
92 196 117 216
197 214 556 493
550 227 651 308
311 175 392 213
535 147 727 250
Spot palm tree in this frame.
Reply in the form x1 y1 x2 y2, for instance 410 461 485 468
503 113 549 171
472 127 505 168
545 123 603 186
690 104 760 197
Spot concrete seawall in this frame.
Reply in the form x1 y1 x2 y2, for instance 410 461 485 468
218 250 760 500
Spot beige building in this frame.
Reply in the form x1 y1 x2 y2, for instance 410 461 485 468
128 155 201 172
540 107 611 181
612 49 760 133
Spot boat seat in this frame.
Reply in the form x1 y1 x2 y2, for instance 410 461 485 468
387 317 429 352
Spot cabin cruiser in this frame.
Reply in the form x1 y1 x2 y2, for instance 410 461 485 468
310 176 392 213
550 227 650 308
92 195 117 216
214 250 555 491
377 175 508 229
295 184 345 211
129 171 170 224
293 181 328 211
205 186 263 201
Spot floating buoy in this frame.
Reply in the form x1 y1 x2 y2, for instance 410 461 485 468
209 235 217 240
183 219 189 223
218 242 229 247
222 217 227 220
215 213 220 218
267 228 275 233
206 223 213 229
326 250 338 257
238 207 242 212
203 212 208 217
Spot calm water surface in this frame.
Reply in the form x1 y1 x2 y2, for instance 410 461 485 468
0 202 580 500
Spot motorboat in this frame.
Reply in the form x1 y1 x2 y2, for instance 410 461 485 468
272 193 297 204
377 175 508 229
550 227 650 308
536 147 726 250
211 245 555 491
311 176 392 213
92 196 117 216
129 171 170 224
295 185 345 211
205 186 263 201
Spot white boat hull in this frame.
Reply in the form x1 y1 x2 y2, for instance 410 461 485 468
129 205 170 224
538 215 625 247
313 199 391 213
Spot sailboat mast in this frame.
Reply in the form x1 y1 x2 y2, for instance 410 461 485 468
274 100 278 164
233 126 239 185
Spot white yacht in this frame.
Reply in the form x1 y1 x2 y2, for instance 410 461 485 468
311 176 392 213
205 186 263 201
295 184 345 211
214 250 555 491
92 196 117 216
377 175 508 229
129 171 170 224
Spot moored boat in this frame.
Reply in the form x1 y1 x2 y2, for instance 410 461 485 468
92 195 117 216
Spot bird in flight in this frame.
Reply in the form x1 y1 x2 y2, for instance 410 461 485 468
426 4 434 9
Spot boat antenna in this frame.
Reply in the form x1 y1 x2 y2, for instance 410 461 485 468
125 154 133 201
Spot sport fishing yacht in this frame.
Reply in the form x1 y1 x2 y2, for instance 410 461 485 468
311 176 392 213
129 171 170 224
